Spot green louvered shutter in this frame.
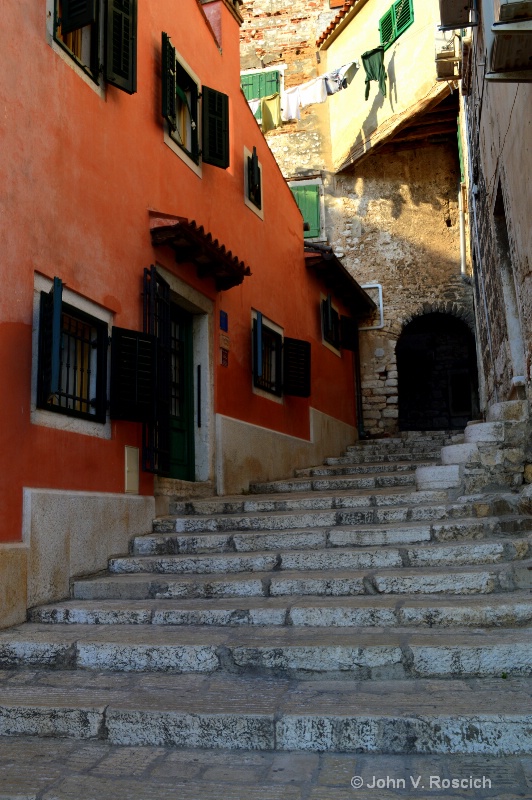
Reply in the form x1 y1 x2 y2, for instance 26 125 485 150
105 0 137 94
202 86 229 169
162 33 177 132
379 7 395 49
291 185 321 238
241 72 280 120
394 0 414 37
61 0 97 34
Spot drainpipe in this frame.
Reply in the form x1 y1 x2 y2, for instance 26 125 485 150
459 184 467 276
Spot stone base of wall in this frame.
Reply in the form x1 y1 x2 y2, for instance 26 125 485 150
216 408 356 495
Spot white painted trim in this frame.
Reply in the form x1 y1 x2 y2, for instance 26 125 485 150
243 146 264 220
31 274 113 439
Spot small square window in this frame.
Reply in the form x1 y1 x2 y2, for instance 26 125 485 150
253 313 283 396
322 296 341 350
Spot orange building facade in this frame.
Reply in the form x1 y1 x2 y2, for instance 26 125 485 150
0 0 371 626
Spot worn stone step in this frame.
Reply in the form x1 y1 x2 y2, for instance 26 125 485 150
168 488 450 518
0 671 530 753
29 591 532 630
1 623 531 679
157 495 478 535
249 472 417 494
111 537 531 576
325 450 442 465
294 459 434 477
72 559 532 601
133 516 531 556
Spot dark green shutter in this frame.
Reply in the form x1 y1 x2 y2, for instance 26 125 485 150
248 147 261 209
110 327 157 421
241 71 280 120
143 266 171 475
162 33 177 132
379 7 395 49
283 338 311 397
340 316 359 352
61 0 97 35
394 0 414 37
105 0 137 94
202 86 229 168
38 278 63 405
290 185 321 238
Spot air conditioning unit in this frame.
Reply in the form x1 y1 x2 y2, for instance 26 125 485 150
435 28 462 80
495 0 532 22
487 0 532 80
438 0 474 30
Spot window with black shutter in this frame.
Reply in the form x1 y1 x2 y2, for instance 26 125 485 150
247 146 262 210
37 277 108 422
253 313 283 396
53 0 137 93
162 34 229 169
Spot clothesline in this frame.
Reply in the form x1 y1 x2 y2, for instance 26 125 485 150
246 61 359 131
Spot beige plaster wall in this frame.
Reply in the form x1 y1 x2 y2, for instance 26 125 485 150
216 408 357 494
324 0 440 168
22 490 155 611
0 544 29 629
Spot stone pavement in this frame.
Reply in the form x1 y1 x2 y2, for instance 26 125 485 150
0 737 531 800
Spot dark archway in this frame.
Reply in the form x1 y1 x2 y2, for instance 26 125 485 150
396 313 479 431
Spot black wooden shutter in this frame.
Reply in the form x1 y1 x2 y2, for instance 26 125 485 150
61 0 97 35
143 266 171 475
340 316 359 352
284 338 311 397
38 277 63 405
162 32 177 132
110 327 156 421
253 312 263 380
202 86 230 168
105 0 137 94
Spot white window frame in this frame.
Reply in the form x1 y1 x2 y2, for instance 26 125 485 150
46 0 106 98
164 52 203 178
244 146 264 220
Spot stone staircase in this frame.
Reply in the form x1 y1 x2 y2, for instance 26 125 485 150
1 430 532 754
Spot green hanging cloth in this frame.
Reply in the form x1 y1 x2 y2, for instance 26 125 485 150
361 46 387 100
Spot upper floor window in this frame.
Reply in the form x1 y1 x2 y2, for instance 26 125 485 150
53 0 137 93
379 0 414 50
162 33 230 169
289 180 325 240
252 311 311 399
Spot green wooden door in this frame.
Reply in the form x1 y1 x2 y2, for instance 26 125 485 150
169 304 195 480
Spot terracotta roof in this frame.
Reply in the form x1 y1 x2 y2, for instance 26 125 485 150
150 213 252 291
316 1 357 47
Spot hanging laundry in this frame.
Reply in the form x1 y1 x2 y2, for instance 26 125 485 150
361 46 387 100
323 61 359 95
281 85 301 122
261 92 282 133
299 77 328 109
247 98 261 116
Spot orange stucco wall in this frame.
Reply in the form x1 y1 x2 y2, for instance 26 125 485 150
0 0 357 543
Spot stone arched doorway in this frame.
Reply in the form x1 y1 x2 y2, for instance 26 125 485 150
396 313 479 431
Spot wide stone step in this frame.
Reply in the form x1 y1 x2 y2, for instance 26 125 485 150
0 671 530 753
29 591 532 630
156 496 480 535
110 537 531 576
72 559 532 601
249 472 417 494
1 623 531 679
133 516 530 556
168 488 449 518
294 459 434 477
325 450 442 464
